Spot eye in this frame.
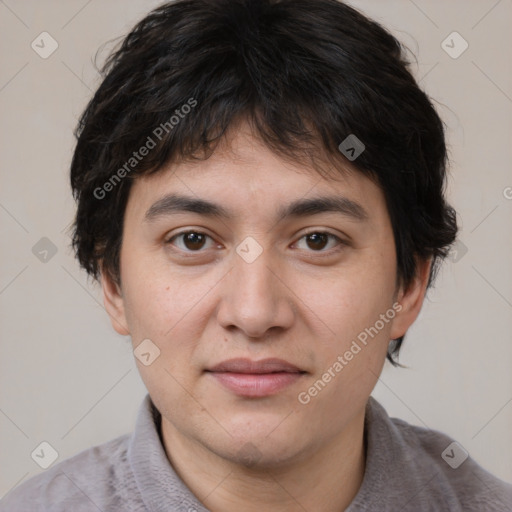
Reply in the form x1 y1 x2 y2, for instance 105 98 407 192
165 230 346 254
294 231 345 252
166 231 216 252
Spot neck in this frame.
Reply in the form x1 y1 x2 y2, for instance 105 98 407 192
161 408 367 512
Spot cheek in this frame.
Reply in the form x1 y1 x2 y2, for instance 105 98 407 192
120 250 215 353
303 261 396 345
298 272 394 423
120 261 206 396
119 247 175 340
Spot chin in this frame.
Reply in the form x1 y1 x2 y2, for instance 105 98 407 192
207 424 308 470
217 443 298 470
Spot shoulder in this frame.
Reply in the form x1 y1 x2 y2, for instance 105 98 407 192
390 414 512 511
348 398 512 512
0 433 143 512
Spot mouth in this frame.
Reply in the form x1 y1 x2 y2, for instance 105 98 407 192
205 358 307 398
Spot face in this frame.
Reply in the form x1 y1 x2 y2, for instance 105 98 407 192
103 122 429 469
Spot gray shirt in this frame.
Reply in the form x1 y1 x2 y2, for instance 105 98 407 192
1 394 511 511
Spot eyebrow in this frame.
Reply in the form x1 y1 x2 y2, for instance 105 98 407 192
144 193 369 223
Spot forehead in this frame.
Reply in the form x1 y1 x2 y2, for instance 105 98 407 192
125 123 386 227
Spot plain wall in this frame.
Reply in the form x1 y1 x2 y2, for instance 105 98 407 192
1 0 511 498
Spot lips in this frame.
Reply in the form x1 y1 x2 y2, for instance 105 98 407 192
207 358 304 374
206 358 306 397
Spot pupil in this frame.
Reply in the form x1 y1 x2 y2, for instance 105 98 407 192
185 232 204 250
308 233 327 250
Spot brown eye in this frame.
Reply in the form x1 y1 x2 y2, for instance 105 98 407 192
167 231 213 252
306 232 329 251
295 231 344 252
183 232 206 250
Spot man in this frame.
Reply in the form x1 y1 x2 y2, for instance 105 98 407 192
1 0 511 510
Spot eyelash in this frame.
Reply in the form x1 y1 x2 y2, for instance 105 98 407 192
165 230 347 256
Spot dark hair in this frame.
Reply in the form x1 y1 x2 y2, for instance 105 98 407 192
70 0 457 364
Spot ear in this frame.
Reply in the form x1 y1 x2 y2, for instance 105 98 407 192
389 257 432 340
100 267 130 336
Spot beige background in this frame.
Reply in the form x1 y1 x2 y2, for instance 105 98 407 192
1 0 511 498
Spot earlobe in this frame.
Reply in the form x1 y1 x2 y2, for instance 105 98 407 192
389 257 432 340
100 268 130 336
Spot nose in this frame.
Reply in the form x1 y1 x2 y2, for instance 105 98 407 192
215 244 296 340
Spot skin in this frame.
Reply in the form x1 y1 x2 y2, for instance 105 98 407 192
102 121 431 512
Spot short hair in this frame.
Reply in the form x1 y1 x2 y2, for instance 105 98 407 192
70 0 457 364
